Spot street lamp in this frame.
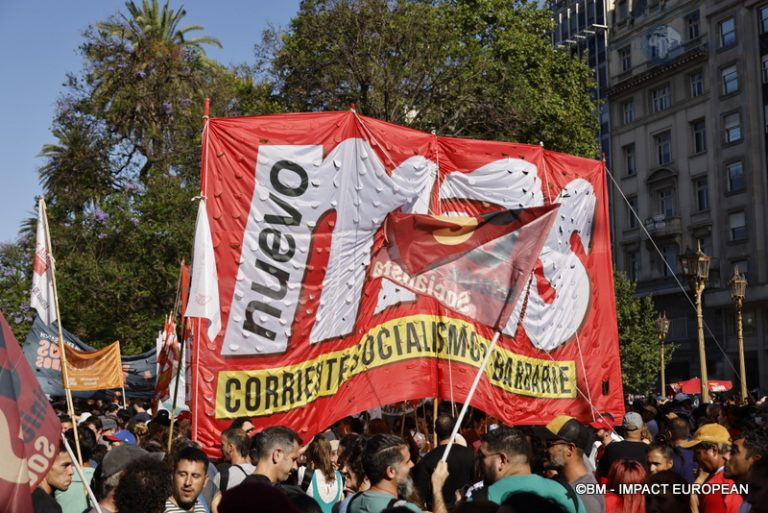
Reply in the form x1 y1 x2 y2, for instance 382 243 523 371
729 267 748 403
679 242 711 403
655 311 670 398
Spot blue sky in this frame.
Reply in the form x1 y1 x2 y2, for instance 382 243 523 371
0 0 300 243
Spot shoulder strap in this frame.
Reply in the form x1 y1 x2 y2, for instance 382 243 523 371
346 491 364 513
219 465 230 492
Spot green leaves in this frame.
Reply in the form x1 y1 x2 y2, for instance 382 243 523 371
614 271 676 395
261 0 598 156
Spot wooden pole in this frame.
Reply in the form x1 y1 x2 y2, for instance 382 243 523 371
441 331 501 463
61 433 102 513
433 398 439 447
167 319 186 454
41 199 83 466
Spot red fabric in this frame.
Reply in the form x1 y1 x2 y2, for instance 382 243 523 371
372 206 557 329
698 470 743 513
670 378 733 394
604 492 622 513
0 312 61 513
189 112 625 453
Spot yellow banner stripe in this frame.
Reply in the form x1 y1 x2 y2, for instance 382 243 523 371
216 315 576 418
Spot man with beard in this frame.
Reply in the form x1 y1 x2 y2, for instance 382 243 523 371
165 446 209 513
724 428 768 513
347 434 421 513
680 423 742 513
543 416 604 513
466 425 582 512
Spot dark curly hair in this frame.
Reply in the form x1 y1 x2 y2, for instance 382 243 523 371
115 456 172 513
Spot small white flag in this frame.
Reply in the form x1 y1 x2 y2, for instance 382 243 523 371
185 199 221 341
30 199 57 325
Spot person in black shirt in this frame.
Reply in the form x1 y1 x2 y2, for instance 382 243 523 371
33 439 74 513
413 414 475 510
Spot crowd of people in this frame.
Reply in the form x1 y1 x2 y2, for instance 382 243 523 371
33 393 768 513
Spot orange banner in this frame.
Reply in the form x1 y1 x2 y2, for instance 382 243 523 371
63 341 124 391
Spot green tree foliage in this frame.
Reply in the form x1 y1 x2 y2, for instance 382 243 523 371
0 242 35 341
3 0 601 353
259 0 599 157
614 271 676 395
20 1 279 353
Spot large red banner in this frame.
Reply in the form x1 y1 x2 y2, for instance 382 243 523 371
191 111 624 451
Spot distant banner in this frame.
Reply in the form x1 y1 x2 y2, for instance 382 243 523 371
191 112 625 452
23 317 156 398
63 341 124 391
1 311 61 513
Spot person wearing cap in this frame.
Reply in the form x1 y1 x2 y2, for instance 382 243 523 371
99 416 118 446
543 416 604 513
641 405 659 439
104 429 137 446
681 423 742 513
587 413 622 471
463 425 583 513
88 444 158 513
597 412 648 478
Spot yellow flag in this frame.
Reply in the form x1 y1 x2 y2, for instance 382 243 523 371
63 341 124 391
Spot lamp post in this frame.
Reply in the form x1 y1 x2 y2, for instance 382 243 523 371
729 267 748 403
655 312 670 398
679 242 711 403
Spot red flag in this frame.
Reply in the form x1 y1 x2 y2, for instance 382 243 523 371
0 311 61 513
372 206 558 329
152 317 179 408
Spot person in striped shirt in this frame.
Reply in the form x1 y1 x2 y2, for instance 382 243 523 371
165 446 210 513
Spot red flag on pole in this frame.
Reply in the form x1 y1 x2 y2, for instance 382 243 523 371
0 311 61 513
371 206 558 330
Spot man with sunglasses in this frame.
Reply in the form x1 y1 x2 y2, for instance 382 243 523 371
467 425 583 512
543 415 603 513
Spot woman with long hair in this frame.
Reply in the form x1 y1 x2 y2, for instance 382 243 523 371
604 459 647 513
305 437 344 513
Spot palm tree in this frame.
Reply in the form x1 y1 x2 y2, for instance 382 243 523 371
97 0 221 53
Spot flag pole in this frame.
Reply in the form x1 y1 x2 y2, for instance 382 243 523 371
167 320 186 454
61 433 103 513
40 198 83 466
440 330 501 463
432 398 439 447
118 342 128 410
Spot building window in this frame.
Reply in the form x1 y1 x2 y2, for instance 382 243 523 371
623 143 636 175
760 5 768 34
691 119 707 154
719 17 736 48
626 195 638 228
650 84 671 113
729 211 747 241
726 161 745 192
662 245 678 276
697 235 713 257
622 99 635 125
654 131 672 164
732 259 749 282
762 55 768 84
619 46 631 72
657 188 675 217
686 10 700 40
690 71 704 97
694 178 709 211
617 0 628 22
721 65 738 95
626 250 640 282
723 113 742 144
